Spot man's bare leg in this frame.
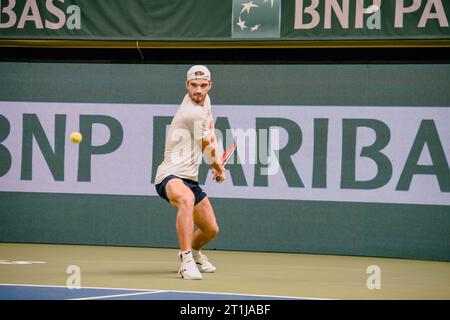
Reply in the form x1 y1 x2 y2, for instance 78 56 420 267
190 197 219 273
165 178 195 252
192 197 219 251
165 178 202 279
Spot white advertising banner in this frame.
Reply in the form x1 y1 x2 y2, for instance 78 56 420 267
0 101 449 206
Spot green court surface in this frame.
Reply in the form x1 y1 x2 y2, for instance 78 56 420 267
0 243 449 300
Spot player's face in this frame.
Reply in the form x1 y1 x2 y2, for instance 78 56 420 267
186 79 212 106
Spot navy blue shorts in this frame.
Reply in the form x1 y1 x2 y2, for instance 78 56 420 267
155 175 207 206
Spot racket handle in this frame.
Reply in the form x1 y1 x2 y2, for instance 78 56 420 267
215 175 222 183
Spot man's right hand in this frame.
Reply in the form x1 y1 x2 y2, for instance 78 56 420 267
212 166 226 182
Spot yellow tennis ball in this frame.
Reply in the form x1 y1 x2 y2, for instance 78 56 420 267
70 132 82 144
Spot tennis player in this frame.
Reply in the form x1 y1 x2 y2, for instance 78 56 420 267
154 65 225 280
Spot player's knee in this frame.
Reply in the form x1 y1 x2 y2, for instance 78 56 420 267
206 225 219 239
212 225 220 237
178 195 195 211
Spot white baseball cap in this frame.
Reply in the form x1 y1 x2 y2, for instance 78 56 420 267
187 65 211 81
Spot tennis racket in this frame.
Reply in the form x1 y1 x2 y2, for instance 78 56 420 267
215 141 237 183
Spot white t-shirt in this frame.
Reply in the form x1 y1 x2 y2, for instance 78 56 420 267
154 94 213 184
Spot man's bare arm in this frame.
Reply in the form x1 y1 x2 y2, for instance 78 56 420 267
202 134 223 174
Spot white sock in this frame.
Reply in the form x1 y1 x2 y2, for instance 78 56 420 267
181 250 193 262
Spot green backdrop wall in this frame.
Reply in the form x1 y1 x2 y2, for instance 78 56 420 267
0 62 449 261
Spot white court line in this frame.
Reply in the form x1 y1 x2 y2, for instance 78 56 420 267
159 288 331 300
0 260 46 265
68 291 166 300
0 283 152 292
0 283 332 300
0 283 167 300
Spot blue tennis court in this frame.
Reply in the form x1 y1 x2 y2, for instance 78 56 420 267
0 284 302 300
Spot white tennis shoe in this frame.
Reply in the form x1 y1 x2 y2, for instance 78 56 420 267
179 251 216 273
178 259 202 280
194 251 217 273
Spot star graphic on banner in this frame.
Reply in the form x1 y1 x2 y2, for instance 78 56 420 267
236 16 247 30
240 1 259 14
250 24 261 32
233 0 280 37
263 0 276 8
